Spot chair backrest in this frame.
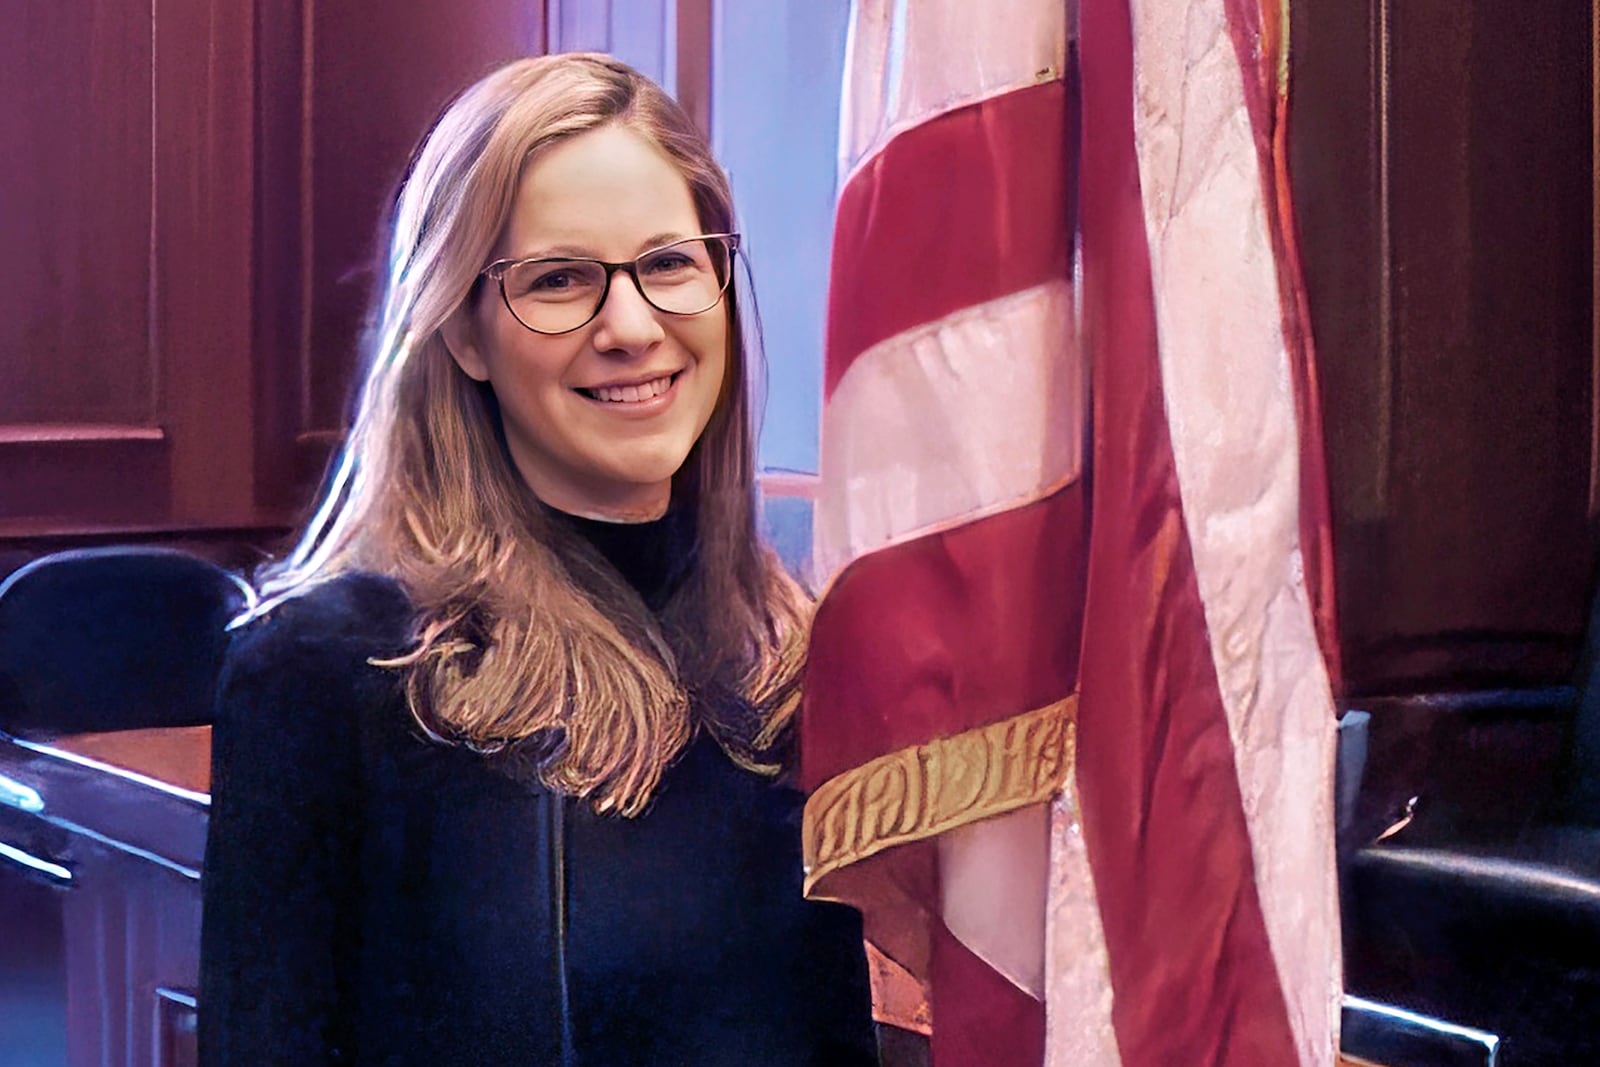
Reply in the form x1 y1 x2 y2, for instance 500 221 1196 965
0 547 251 738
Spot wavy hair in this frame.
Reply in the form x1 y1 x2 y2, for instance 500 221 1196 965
248 54 810 816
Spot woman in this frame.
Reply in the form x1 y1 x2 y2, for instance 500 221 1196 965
201 53 877 1065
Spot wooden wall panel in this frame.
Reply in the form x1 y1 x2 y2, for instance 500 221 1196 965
1288 0 1385 527
252 0 313 517
0 3 155 428
0 0 254 534
1292 0 1596 694
154 0 256 528
1 431 170 534
2 0 553 554
1384 1 1592 672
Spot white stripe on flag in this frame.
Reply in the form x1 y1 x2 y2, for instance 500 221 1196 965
839 0 1067 182
1126 0 1342 1063
815 280 1083 581
1044 787 1124 1067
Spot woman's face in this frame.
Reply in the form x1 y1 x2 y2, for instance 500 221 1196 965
446 124 729 520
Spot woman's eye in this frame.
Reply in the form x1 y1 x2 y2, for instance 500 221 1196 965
530 269 577 291
515 264 599 300
642 252 696 276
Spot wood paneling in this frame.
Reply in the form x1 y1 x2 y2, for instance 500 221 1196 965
676 0 712 136
0 3 156 428
0 2 739 551
155 0 256 528
1292 0 1597 694
1 1 550 544
63 850 202 1067
0 734 208 1067
1 432 171 532
0 0 253 532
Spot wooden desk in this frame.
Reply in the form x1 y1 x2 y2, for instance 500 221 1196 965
51 725 211 794
0 729 206 1066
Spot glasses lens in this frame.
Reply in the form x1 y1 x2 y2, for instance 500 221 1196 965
637 238 732 316
500 259 609 333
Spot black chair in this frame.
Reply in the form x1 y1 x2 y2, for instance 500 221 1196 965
0 547 250 738
1343 581 1600 1065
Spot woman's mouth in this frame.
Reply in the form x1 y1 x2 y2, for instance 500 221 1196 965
577 372 679 404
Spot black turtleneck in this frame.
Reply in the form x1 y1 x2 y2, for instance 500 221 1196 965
551 503 696 613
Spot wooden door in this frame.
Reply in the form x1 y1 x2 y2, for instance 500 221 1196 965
1291 0 1597 696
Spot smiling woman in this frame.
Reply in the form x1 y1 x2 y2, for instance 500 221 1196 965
198 53 877 1066
442 124 731 520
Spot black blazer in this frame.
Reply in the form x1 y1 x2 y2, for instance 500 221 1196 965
201 573 877 1066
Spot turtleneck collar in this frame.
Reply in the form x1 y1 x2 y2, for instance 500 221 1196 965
548 502 697 612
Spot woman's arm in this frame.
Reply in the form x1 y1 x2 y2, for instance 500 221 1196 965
198 578 406 1064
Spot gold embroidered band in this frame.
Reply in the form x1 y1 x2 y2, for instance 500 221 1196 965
803 695 1077 897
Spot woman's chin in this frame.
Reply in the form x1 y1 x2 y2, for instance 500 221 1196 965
562 457 688 514
599 444 697 488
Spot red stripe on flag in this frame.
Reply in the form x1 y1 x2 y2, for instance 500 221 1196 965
1078 1 1301 1063
930 921 1045 1067
801 481 1086 792
1222 0 1275 158
824 81 1073 399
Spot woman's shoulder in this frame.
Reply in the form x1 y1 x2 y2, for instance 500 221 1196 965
233 572 411 654
221 572 414 707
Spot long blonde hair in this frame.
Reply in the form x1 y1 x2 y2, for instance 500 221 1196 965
250 54 810 816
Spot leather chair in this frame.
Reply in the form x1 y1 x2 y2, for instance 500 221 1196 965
1342 582 1600 1065
0 547 250 738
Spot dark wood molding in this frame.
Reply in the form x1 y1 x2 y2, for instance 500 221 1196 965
1371 0 1393 519
252 0 314 516
676 0 713 138
153 0 258 529
1593 0 1600 520
0 426 166 445
0 438 172 529
0 0 256 532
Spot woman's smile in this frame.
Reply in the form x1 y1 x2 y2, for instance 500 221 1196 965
576 368 683 408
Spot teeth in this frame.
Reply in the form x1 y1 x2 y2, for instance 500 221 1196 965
588 374 674 403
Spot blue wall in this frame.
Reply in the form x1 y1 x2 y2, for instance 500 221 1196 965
712 0 850 475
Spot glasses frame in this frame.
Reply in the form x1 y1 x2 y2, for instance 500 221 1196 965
478 232 741 336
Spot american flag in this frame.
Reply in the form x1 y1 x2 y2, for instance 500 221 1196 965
799 1 1343 1064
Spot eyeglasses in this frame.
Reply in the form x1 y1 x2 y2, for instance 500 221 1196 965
479 233 740 335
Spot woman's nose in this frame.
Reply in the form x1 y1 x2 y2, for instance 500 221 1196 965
589 268 666 354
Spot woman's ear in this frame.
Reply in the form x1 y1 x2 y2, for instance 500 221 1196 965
441 305 492 382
